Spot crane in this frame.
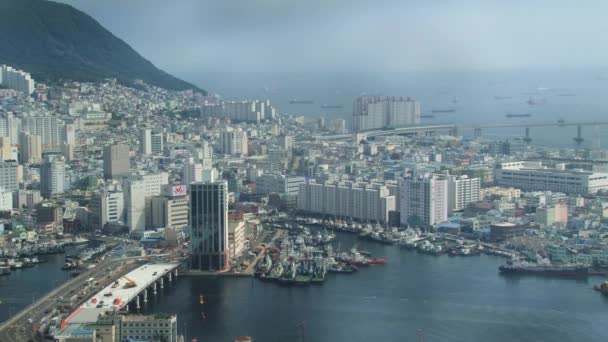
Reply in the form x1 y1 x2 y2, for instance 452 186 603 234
121 276 137 288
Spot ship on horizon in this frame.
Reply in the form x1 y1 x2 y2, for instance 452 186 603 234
431 109 455 113
290 99 314 104
506 113 531 118
320 104 343 109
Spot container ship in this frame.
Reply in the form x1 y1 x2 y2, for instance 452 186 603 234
420 114 435 119
320 104 343 109
289 99 314 104
499 256 589 277
506 113 531 118
431 109 455 113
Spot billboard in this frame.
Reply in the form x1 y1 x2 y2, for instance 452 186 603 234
165 185 187 197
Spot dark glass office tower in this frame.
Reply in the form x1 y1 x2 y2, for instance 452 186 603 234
189 181 229 271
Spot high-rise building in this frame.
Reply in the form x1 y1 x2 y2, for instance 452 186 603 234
447 175 481 213
352 96 421 131
18 132 42 164
124 179 146 237
0 160 19 191
0 65 35 95
140 128 152 155
151 132 164 154
0 113 21 144
399 174 448 227
220 128 248 156
103 143 130 179
22 116 64 150
90 190 125 231
183 157 203 184
297 180 395 223
190 181 229 271
40 155 66 198
150 185 189 230
0 137 13 161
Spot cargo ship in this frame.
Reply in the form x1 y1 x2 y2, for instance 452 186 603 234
289 99 314 104
506 113 531 118
420 114 435 119
431 109 455 113
320 104 343 109
499 256 589 277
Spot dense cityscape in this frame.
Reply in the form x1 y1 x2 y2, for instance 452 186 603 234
0 60 607 341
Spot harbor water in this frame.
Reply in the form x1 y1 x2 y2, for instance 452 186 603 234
141 232 608 342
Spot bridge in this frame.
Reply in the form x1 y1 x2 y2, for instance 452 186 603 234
60 263 179 328
314 121 608 146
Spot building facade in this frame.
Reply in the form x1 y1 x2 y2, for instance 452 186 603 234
399 174 449 227
103 143 130 179
352 96 421 131
190 181 229 271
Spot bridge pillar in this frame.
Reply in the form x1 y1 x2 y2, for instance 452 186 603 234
474 128 482 138
174 269 178 278
573 124 584 146
135 295 140 310
523 127 532 144
168 272 172 282
143 289 148 303
160 277 164 289
153 282 157 295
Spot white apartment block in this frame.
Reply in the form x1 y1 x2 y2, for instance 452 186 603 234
22 116 64 150
352 96 421 131
400 174 449 227
0 65 35 95
220 128 248 156
448 175 481 213
124 179 146 236
298 180 395 223
495 161 608 194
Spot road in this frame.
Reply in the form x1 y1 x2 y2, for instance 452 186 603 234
0 258 141 342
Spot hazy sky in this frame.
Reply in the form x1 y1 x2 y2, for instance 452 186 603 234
57 0 608 74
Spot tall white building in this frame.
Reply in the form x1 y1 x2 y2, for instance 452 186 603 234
0 65 35 95
224 100 264 123
0 161 19 191
124 179 146 237
400 174 448 227
140 128 152 155
183 158 203 184
40 155 65 198
352 96 421 131
22 116 64 150
90 190 125 231
220 128 248 156
448 175 481 213
0 113 21 144
18 132 42 164
297 180 395 223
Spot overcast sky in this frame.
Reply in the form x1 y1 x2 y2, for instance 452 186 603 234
57 0 608 74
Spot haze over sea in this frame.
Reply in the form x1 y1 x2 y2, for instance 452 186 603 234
188 69 608 148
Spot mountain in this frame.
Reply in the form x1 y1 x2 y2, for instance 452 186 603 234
0 0 203 92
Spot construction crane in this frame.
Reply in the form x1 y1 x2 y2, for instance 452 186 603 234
121 276 137 288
